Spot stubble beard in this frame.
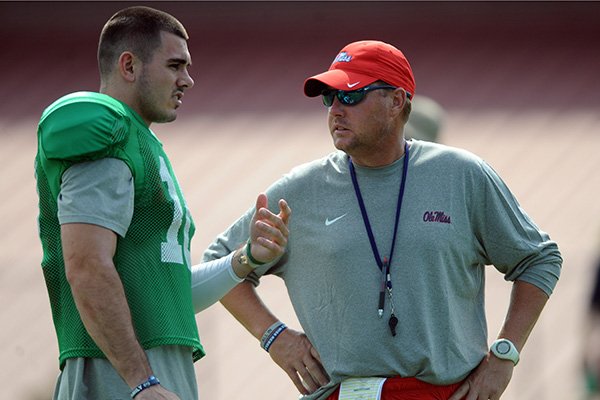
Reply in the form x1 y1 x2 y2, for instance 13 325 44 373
334 125 397 162
137 73 177 124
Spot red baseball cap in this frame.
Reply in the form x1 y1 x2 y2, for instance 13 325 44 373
304 40 416 98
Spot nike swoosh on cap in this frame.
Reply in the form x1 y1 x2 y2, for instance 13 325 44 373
347 82 360 88
325 213 348 226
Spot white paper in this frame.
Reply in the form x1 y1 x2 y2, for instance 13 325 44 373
338 377 387 400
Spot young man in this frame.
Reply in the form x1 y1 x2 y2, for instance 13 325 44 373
35 6 290 399
203 40 562 400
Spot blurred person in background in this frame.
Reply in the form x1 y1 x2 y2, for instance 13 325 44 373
202 40 562 400
35 6 290 400
404 95 445 143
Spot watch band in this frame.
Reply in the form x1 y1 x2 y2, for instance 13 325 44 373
490 338 520 366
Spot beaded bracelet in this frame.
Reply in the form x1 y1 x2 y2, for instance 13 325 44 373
130 375 161 398
261 322 288 352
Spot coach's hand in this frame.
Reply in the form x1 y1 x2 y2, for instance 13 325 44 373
268 328 330 395
248 193 291 264
448 353 513 400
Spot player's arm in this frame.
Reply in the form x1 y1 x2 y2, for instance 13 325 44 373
449 280 549 400
62 223 153 386
220 282 330 395
59 159 179 399
62 224 180 399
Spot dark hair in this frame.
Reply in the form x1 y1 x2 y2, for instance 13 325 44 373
98 6 188 78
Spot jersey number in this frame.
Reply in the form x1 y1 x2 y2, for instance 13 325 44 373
159 156 192 268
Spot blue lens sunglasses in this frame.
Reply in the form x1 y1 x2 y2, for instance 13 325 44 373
321 85 412 107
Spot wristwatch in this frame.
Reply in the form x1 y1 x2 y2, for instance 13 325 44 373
238 241 265 269
490 338 520 366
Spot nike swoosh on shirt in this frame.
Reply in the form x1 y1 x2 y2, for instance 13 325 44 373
325 213 348 226
347 82 360 88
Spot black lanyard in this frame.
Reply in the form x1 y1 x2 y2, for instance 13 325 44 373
348 141 409 336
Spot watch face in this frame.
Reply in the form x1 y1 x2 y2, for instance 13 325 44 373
496 341 511 355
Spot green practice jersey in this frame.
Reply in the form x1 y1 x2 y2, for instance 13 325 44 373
35 91 204 367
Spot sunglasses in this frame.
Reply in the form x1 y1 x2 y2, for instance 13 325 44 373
321 85 409 107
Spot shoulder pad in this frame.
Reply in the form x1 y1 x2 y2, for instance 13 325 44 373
38 92 131 162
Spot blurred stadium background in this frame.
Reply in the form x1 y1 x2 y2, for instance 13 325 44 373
1 1 599 399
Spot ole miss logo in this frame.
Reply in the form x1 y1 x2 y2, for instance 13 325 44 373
334 52 353 63
423 211 452 224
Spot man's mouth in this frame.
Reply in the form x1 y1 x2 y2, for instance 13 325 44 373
332 123 350 134
173 92 184 107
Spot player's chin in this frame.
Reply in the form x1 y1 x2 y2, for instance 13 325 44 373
165 104 180 120
155 110 178 123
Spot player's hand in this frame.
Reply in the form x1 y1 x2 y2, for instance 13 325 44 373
448 353 513 400
268 328 330 395
136 384 181 399
248 193 290 265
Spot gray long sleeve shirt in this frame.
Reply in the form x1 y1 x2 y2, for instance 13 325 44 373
203 139 562 399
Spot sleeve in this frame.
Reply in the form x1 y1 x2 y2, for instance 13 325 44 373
39 96 129 163
58 158 134 237
191 253 244 313
472 160 562 296
202 207 254 262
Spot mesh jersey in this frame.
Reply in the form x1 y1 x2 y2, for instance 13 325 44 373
35 91 204 367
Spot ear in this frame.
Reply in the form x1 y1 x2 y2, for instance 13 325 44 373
390 88 407 116
117 52 138 83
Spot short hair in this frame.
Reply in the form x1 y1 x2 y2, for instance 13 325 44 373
98 6 189 78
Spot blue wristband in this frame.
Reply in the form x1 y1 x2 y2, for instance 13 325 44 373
130 375 160 398
262 323 288 352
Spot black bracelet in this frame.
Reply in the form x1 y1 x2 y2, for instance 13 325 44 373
130 375 160 398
